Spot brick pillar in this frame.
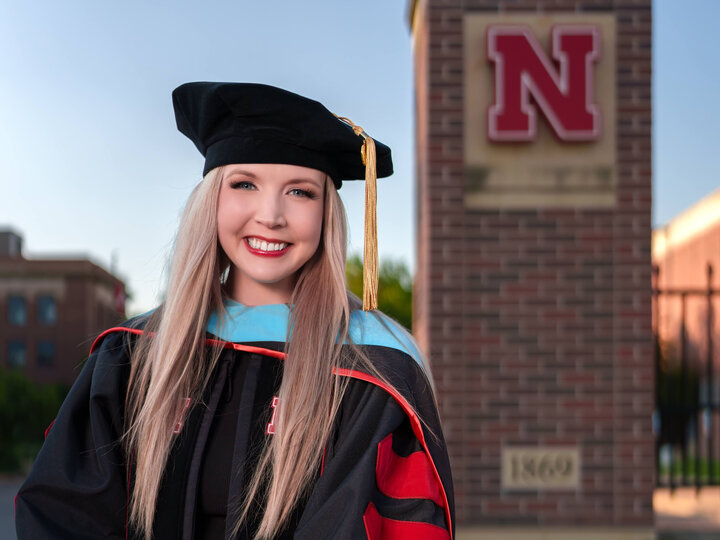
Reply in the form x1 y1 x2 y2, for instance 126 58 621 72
410 1 654 538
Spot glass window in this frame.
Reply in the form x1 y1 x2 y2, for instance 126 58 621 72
37 341 55 367
37 295 57 325
8 295 26 326
8 341 26 368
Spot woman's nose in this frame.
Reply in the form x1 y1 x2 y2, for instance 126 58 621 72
254 195 287 228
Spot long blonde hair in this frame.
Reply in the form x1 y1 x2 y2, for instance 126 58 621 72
123 165 416 539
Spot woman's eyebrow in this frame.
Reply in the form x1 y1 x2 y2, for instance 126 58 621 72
226 169 322 188
226 169 257 178
289 177 323 188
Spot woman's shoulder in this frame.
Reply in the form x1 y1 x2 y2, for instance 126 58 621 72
348 309 423 363
346 309 436 397
342 311 441 440
89 308 156 356
65 311 157 403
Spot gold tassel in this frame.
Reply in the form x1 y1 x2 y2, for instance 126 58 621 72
334 114 379 311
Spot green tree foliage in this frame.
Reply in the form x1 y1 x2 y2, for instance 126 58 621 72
0 366 69 473
346 253 412 330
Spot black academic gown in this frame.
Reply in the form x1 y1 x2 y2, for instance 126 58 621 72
15 312 455 540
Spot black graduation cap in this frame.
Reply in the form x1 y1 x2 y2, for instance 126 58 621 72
171 82 393 188
171 81 394 310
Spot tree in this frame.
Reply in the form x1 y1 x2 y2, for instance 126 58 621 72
0 367 69 473
346 254 412 330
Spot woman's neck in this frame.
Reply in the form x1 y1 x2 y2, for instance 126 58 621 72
225 268 296 306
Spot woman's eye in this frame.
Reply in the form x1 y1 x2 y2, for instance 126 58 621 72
288 188 316 199
230 180 255 190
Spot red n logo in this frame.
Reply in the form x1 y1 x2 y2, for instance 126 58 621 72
487 25 601 141
266 396 280 435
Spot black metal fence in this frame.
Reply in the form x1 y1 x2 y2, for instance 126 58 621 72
653 263 720 490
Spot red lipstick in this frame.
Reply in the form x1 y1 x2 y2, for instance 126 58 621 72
244 238 291 257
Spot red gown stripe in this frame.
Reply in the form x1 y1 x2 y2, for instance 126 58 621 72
376 433 444 508
89 327 144 354
333 367 453 539
89 327 286 360
44 419 55 439
363 502 449 540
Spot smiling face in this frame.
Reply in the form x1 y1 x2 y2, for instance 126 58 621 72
216 163 326 306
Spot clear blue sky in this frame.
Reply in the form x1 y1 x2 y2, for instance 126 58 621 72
0 0 716 315
653 0 720 229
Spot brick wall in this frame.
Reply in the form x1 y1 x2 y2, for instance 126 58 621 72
412 0 653 529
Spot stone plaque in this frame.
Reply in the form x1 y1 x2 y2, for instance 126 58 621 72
502 446 580 490
464 14 616 208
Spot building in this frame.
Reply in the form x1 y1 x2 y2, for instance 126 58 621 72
0 228 127 386
653 186 720 294
652 187 720 354
652 189 720 492
409 1 653 538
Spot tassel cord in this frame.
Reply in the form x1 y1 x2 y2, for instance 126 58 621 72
333 114 379 311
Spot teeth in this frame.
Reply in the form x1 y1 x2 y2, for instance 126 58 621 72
248 238 288 252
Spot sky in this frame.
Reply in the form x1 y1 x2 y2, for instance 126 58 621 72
653 0 720 229
0 0 717 315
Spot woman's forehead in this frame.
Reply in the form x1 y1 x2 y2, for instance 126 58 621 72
225 163 325 176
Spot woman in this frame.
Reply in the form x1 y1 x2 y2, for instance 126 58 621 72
15 82 454 540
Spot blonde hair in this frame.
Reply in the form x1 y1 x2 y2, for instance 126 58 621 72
123 165 428 539
123 166 228 538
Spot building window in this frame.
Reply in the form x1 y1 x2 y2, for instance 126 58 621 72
9 234 21 257
8 295 26 326
37 295 57 325
8 341 26 368
37 341 55 367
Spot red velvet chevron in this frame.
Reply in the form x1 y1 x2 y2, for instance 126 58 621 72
363 502 449 540
376 433 444 507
